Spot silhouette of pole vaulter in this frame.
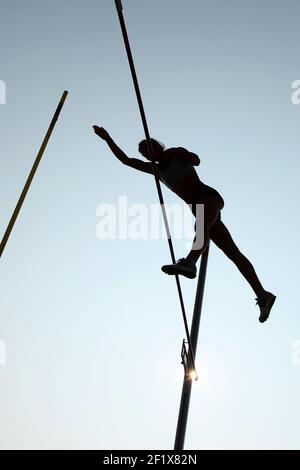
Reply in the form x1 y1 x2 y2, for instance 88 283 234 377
93 126 276 323
113 0 198 376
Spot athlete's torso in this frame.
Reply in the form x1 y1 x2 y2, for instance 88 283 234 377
158 150 198 191
157 148 223 204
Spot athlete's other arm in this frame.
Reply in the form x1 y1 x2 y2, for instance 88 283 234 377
93 126 154 175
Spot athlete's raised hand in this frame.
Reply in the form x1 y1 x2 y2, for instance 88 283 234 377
93 125 110 141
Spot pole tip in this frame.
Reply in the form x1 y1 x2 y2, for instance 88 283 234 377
60 90 68 101
115 0 123 12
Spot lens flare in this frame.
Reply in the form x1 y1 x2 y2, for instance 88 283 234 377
189 370 198 381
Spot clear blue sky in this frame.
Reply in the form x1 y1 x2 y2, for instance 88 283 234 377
0 0 299 450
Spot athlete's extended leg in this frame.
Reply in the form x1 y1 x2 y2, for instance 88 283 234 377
209 219 264 296
209 219 276 322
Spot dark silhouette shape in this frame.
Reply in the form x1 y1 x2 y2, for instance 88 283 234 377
113 0 197 378
113 0 275 452
93 125 276 323
0 91 68 259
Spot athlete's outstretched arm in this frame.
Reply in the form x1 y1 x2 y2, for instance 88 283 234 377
93 125 154 175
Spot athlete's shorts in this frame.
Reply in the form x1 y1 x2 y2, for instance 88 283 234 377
189 184 224 231
190 181 223 206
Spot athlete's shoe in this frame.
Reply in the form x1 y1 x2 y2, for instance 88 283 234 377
161 258 197 279
256 291 276 323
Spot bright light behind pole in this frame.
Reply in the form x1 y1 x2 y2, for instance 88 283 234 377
189 370 198 381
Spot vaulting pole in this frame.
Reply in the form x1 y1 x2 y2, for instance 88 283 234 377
0 90 68 258
114 0 197 377
174 244 210 450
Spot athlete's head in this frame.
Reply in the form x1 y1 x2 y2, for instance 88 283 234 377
138 138 165 162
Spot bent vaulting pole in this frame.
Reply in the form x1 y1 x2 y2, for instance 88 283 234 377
114 0 197 377
174 244 210 450
0 90 68 258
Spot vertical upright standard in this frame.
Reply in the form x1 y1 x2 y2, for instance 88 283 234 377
174 244 210 450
